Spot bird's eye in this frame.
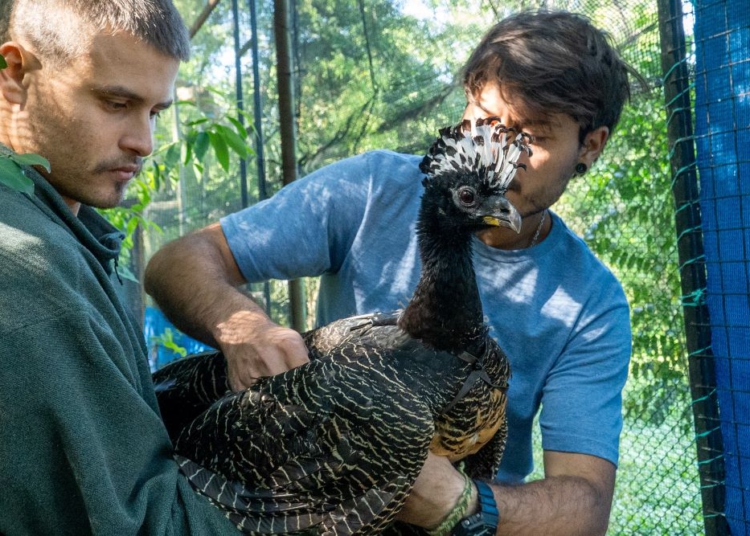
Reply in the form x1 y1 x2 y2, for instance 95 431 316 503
458 187 476 206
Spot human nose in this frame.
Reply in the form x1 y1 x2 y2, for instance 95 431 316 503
517 142 532 168
120 112 155 157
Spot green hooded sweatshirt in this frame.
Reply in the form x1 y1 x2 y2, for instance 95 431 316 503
0 158 237 535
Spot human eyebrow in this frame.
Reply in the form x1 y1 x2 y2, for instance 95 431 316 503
522 118 550 127
517 119 555 138
518 116 553 129
475 103 542 129
92 85 174 110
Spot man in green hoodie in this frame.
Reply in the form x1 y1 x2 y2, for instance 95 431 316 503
0 1 237 533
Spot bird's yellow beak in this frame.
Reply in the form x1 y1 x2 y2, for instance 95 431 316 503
482 197 522 233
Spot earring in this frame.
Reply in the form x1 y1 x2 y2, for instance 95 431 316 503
575 163 588 174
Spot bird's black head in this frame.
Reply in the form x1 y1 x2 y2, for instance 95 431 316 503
420 170 521 234
418 118 532 235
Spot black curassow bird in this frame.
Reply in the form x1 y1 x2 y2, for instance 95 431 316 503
152 118 532 534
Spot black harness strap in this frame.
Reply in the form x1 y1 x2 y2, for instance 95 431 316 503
443 346 508 414
360 312 508 415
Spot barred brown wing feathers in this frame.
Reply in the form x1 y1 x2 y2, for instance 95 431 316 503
173 357 434 534
428 337 510 476
152 351 229 442
463 416 508 479
317 479 410 536
303 312 409 362
176 455 326 526
302 313 381 358
306 320 510 479
157 330 509 530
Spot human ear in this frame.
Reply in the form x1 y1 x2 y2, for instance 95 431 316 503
578 126 610 167
0 42 32 105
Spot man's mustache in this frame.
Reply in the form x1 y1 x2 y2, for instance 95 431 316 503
93 158 144 175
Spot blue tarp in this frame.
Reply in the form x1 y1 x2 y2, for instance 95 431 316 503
144 305 212 371
694 1 750 532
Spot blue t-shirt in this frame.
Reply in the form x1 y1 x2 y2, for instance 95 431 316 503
221 150 631 483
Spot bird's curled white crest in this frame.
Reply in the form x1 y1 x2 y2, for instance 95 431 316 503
420 117 533 191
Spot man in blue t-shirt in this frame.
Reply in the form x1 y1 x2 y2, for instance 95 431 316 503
146 10 634 535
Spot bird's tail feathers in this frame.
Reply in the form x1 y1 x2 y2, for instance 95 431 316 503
177 452 410 535
320 478 410 535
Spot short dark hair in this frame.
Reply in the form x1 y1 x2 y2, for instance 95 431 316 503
1 0 190 63
0 1 11 43
463 10 635 140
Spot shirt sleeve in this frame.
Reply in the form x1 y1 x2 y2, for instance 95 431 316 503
538 281 632 466
221 153 372 283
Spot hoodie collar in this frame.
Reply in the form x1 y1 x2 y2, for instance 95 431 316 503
0 144 125 275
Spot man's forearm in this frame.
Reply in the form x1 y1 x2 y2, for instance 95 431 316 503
145 224 310 389
493 475 611 536
144 230 264 349
399 451 614 535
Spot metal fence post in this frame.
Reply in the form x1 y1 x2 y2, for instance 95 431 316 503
274 0 307 332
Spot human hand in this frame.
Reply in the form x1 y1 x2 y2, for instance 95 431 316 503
215 310 310 391
397 453 478 529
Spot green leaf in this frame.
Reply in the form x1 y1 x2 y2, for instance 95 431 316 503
164 339 188 358
126 217 140 236
0 54 7 69
205 86 228 99
164 142 180 170
216 124 250 159
237 108 254 124
207 130 230 171
192 162 204 181
10 152 51 172
0 157 34 195
185 117 209 127
150 328 187 357
150 162 163 191
227 116 249 139
193 131 210 161
181 140 193 167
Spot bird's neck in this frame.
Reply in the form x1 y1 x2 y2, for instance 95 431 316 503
398 222 486 353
